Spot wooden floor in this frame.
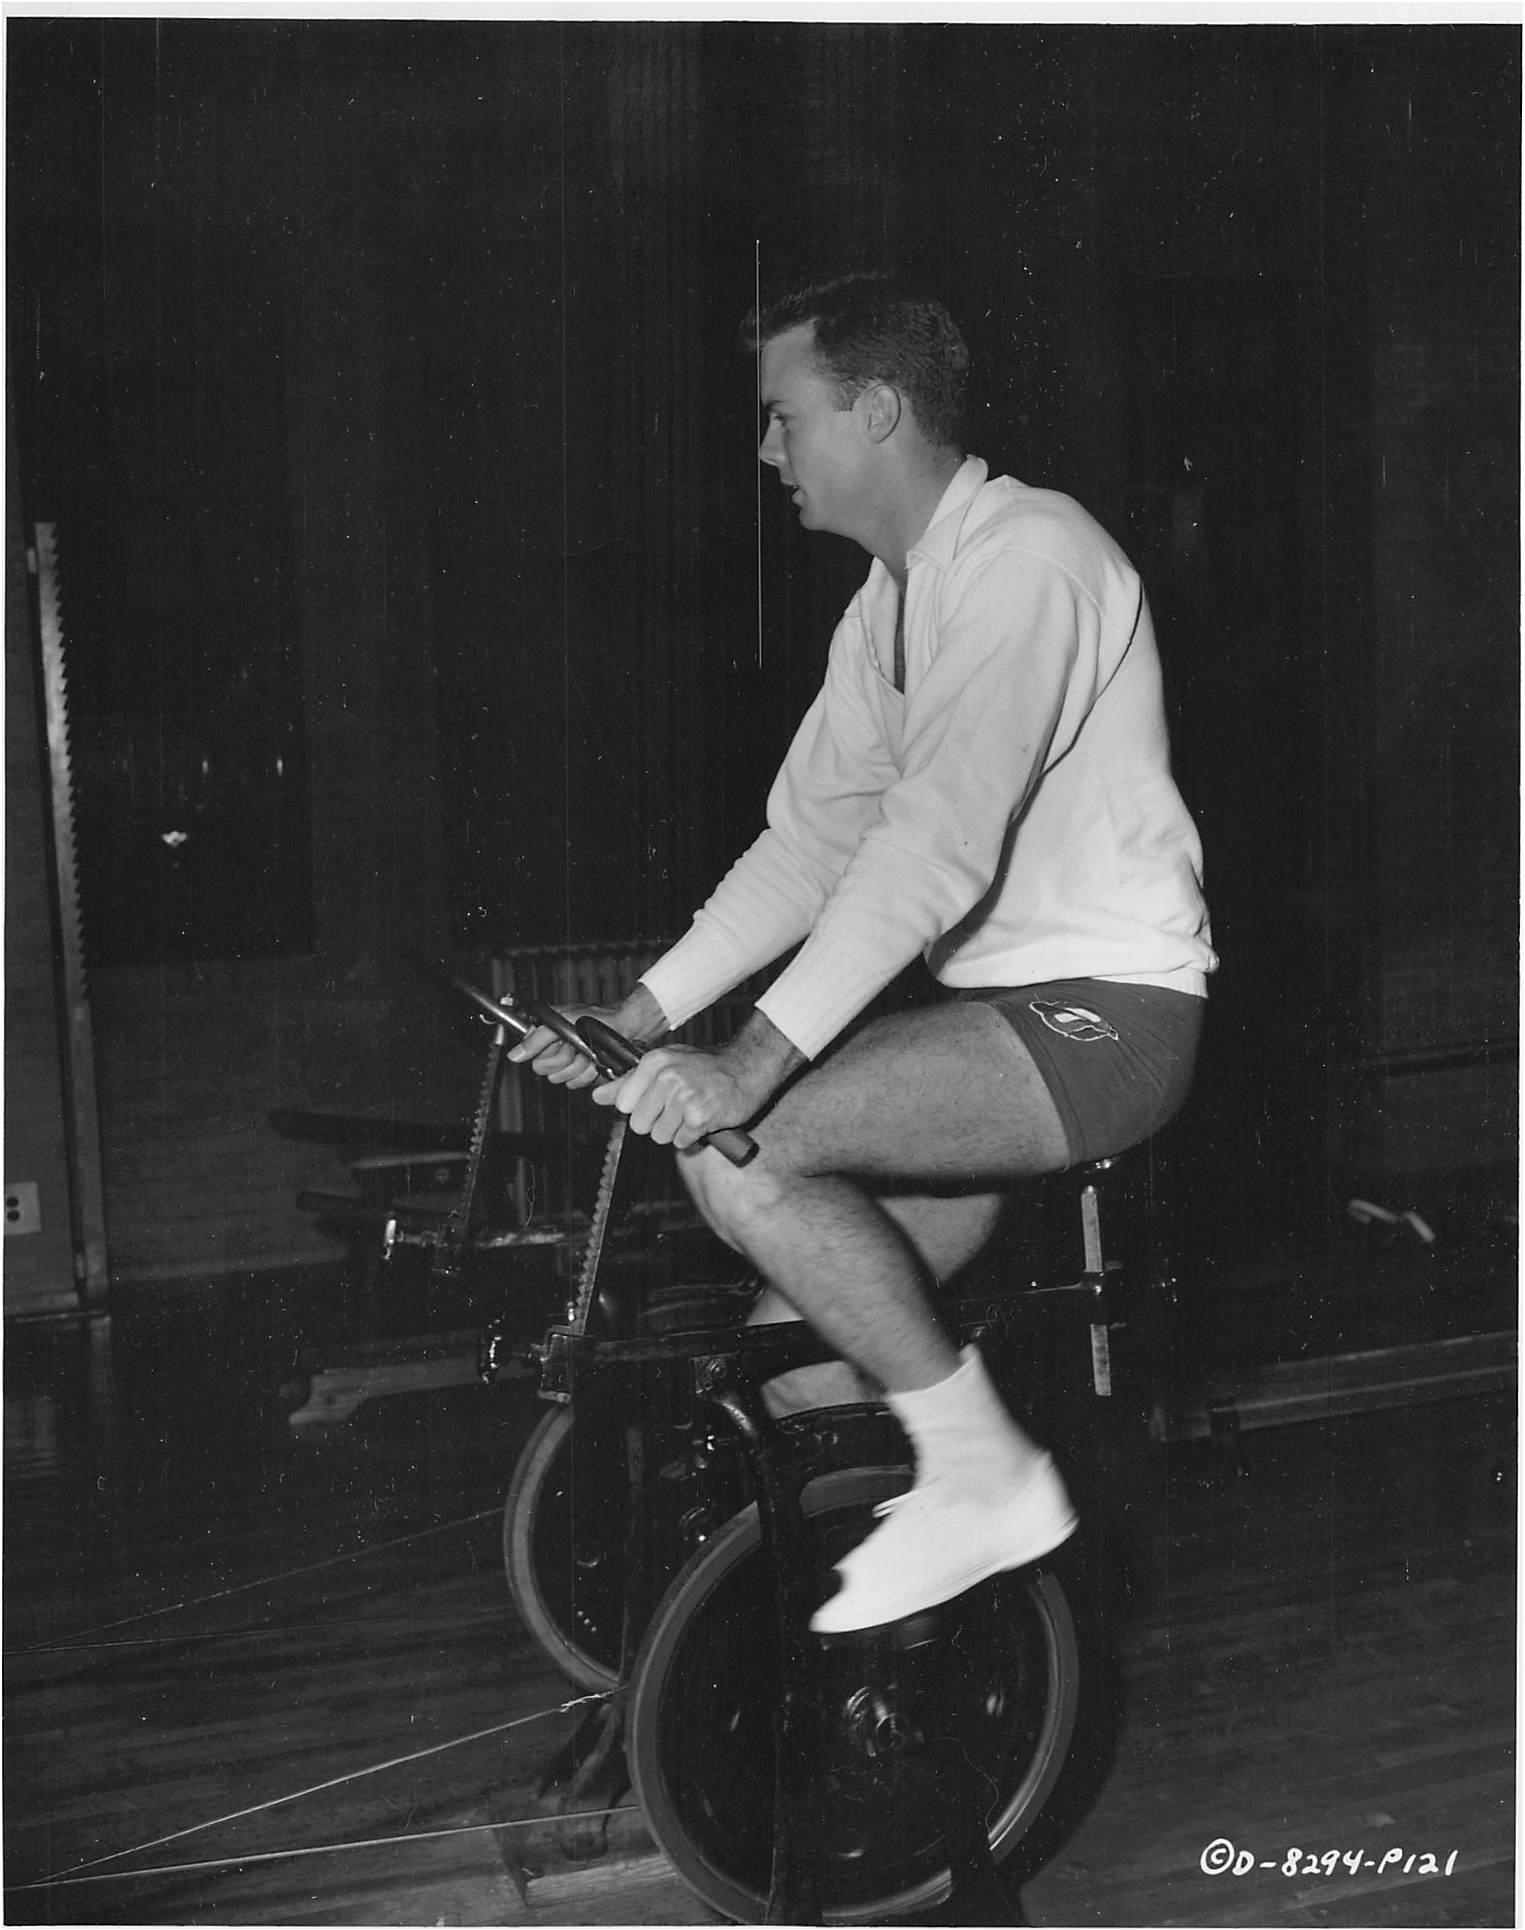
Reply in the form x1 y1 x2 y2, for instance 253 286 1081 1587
4 1240 1517 1928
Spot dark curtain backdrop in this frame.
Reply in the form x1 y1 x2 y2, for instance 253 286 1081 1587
4 20 1369 961
9 20 1519 1248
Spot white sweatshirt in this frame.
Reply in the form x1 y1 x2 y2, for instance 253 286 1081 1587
643 457 1215 1060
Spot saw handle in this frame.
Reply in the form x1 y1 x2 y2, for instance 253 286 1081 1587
575 1016 759 1168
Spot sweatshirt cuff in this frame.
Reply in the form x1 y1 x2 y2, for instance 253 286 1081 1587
754 928 899 1061
639 926 754 1035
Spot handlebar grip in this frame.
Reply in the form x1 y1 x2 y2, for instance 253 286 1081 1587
576 1017 759 1168
699 1124 761 1167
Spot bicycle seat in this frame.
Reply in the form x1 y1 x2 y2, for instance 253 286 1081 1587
640 1277 759 1337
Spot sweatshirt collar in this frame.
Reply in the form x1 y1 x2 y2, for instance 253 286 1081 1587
906 455 989 571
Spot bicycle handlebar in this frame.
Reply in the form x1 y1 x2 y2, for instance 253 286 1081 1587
436 969 759 1168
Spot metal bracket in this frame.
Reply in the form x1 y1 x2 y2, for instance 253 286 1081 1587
1080 1177 1114 1397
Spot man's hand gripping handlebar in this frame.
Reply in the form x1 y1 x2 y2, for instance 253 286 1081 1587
441 971 759 1168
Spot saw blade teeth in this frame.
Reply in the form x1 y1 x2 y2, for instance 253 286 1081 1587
569 1117 628 1333
438 1030 509 1267
34 522 91 988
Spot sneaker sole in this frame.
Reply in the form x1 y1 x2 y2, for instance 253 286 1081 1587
809 1507 1079 1636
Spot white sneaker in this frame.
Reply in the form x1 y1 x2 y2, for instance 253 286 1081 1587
810 1455 1078 1635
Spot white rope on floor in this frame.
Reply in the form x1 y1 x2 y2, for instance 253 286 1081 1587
32 1690 614 1885
8 1799 643 1894
7 1506 501 1656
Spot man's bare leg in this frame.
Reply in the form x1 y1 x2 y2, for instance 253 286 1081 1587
678 1001 1078 1631
682 1001 1067 1392
748 1186 1008 1414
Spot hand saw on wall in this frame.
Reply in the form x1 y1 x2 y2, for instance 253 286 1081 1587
32 523 108 1301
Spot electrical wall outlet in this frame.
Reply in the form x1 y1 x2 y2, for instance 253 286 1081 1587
5 1181 41 1235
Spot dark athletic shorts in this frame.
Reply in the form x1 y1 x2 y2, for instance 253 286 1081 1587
949 977 1204 1167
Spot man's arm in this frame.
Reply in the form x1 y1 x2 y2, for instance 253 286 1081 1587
513 589 889 1108
755 551 1093 1057
638 610 893 1035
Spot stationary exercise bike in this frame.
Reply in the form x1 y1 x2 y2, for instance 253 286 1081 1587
403 970 1142 1924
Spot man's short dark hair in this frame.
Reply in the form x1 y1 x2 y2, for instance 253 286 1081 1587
745 274 969 453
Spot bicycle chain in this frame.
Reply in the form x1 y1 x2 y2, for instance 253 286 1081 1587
567 1115 629 1331
435 1021 509 1278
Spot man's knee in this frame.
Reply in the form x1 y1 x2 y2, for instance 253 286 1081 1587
678 1144 793 1255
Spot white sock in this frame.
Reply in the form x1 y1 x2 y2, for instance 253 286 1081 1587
885 1346 1047 1499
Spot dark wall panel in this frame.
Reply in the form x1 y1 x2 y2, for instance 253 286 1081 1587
5 21 1516 1290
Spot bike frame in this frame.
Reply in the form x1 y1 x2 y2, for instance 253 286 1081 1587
422 971 1131 1924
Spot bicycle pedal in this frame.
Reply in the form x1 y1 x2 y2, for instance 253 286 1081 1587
813 1603 952 1651
658 1426 736 1483
677 1502 721 1543
658 1447 714 1482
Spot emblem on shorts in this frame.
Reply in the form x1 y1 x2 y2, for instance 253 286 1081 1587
1029 998 1120 1043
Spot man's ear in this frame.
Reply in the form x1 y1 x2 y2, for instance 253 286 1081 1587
859 383 903 444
